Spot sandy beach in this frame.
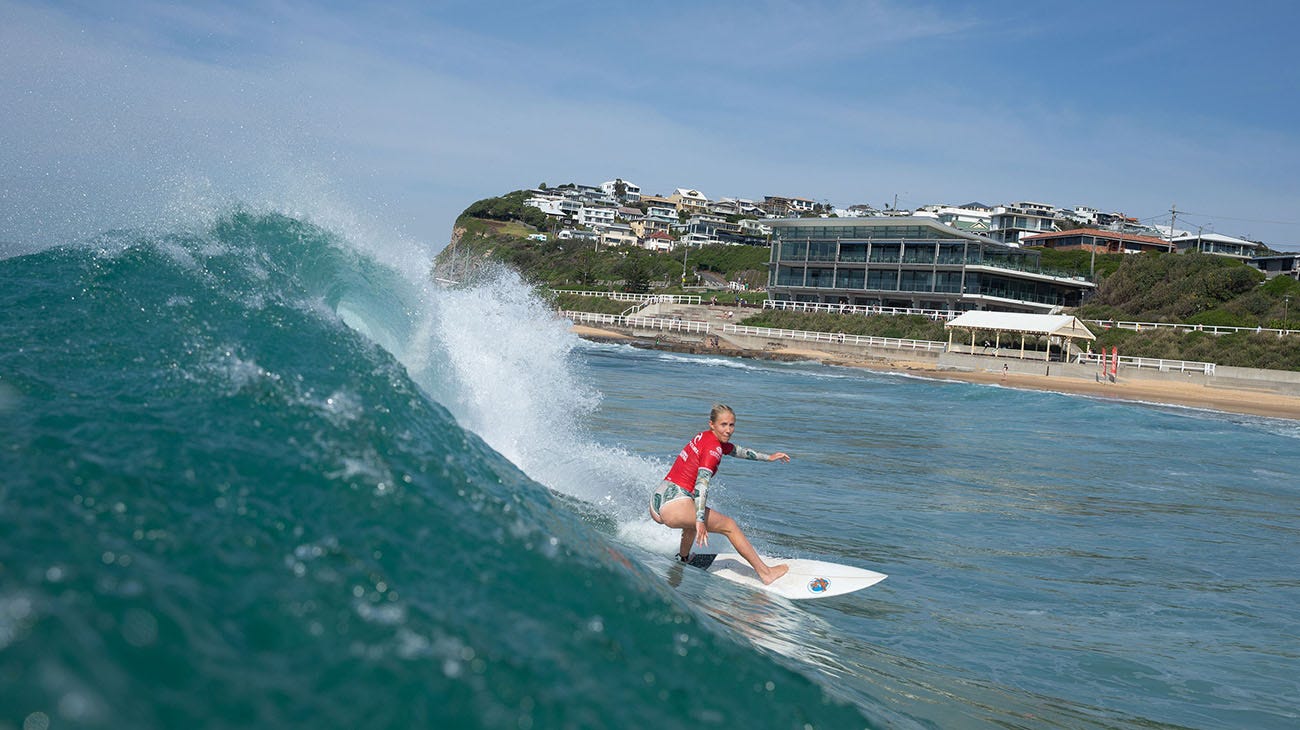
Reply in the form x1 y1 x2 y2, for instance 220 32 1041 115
571 324 1300 421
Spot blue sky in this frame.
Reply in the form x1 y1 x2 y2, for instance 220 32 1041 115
2 0 1298 257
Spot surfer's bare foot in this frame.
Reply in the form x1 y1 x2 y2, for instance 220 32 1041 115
759 563 789 585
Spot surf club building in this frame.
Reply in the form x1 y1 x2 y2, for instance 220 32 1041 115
765 217 1095 313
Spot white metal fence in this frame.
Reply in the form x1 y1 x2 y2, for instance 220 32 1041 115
760 302 1299 337
762 299 959 320
1075 352 1216 375
562 311 710 334
1086 320 1296 337
551 290 702 305
721 324 946 352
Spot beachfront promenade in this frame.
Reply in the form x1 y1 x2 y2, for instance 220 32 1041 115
559 299 1300 405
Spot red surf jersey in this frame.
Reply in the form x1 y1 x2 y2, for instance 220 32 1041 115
664 430 734 493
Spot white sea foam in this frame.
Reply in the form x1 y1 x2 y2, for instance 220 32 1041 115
654 353 759 370
391 267 666 524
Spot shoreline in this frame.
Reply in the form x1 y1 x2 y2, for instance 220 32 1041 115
570 324 1300 422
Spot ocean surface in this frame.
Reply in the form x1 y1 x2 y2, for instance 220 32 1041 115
2 212 1297 729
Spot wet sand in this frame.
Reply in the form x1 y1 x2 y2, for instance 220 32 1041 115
571 324 1300 421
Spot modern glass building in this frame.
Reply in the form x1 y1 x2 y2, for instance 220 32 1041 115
767 217 1094 312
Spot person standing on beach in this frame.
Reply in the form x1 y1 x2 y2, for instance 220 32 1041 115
649 404 791 585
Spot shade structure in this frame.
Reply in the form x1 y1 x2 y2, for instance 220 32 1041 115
944 311 1096 341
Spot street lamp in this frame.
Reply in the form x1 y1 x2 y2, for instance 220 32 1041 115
1285 294 1292 331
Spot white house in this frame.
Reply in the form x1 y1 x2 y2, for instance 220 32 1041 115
1071 206 1100 225
642 231 675 252
709 197 765 217
645 202 678 226
525 194 581 220
679 231 718 247
600 224 638 248
989 201 1065 245
578 205 617 230
601 179 641 203
913 204 994 232
1170 232 1269 259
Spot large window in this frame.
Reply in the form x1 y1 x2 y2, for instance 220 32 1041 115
903 243 936 264
836 269 865 289
809 241 838 261
806 268 834 288
900 271 933 292
840 243 868 262
867 269 899 291
935 271 964 293
870 243 901 263
937 242 968 264
777 265 805 286
779 240 808 261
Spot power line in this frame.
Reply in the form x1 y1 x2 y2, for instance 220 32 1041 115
1165 209 1298 226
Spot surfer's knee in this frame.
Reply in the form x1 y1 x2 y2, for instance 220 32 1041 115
711 513 738 535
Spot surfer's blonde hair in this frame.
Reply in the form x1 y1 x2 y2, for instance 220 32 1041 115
709 403 735 423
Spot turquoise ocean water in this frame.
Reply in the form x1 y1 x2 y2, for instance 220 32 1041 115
2 213 1297 729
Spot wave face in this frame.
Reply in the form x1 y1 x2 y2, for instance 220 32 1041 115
0 213 872 728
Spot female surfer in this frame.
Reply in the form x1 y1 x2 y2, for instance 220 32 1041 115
649 403 790 585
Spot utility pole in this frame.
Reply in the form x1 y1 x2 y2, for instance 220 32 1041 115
1169 204 1178 243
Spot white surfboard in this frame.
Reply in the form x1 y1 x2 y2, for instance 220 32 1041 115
685 552 887 600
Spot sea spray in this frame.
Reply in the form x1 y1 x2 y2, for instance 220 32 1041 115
412 266 667 524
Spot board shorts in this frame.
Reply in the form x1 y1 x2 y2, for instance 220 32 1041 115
650 480 692 520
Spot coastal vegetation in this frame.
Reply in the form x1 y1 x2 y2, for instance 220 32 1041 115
1027 247 1125 279
1077 252 1298 329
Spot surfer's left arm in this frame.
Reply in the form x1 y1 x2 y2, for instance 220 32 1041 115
730 445 791 463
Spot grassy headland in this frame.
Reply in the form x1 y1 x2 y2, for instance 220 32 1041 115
437 192 770 291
